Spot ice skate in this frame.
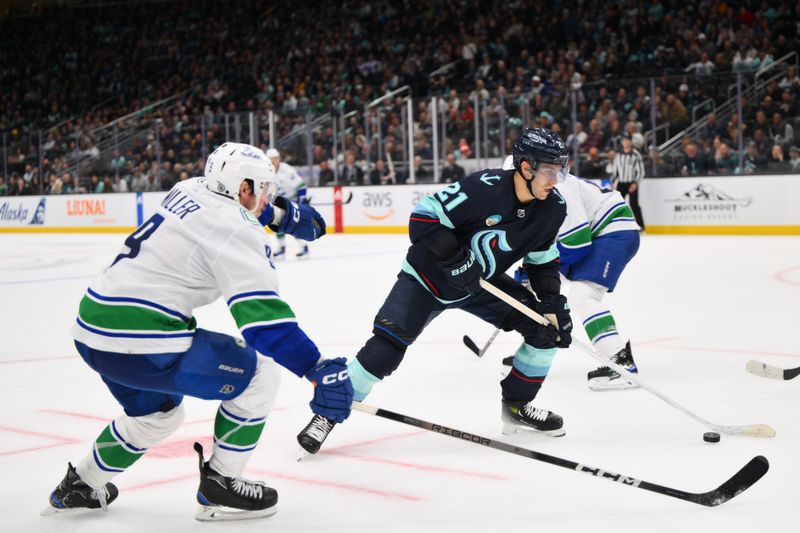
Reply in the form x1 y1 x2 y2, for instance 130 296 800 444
501 400 565 437
587 341 639 391
272 247 286 260
297 414 336 455
194 442 277 522
42 462 118 516
295 246 310 260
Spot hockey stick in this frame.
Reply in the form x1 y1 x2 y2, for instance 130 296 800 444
478 279 777 439
308 191 354 206
352 402 768 507
746 360 800 380
463 328 501 357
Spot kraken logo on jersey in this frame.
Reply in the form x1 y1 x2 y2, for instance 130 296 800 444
470 229 512 278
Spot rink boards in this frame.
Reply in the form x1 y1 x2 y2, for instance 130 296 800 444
1 174 799 235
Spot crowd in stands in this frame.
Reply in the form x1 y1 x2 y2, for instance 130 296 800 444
1 0 799 197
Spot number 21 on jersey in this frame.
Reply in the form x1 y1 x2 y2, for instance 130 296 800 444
435 182 468 211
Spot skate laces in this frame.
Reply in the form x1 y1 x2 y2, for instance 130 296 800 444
230 478 265 500
305 416 333 442
522 404 549 422
92 487 109 512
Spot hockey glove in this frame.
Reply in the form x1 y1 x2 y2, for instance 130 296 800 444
267 196 327 241
436 247 481 295
305 358 354 423
533 294 573 348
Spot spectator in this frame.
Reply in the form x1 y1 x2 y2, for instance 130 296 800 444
440 153 465 183
686 52 715 76
412 156 430 183
715 143 739 174
788 146 800 172
46 174 63 195
318 160 335 186
0 177 6 196
341 152 364 186
90 175 104 194
9 176 32 196
659 93 689 132
368 160 391 185
680 142 714 176
741 142 766 174
566 122 588 152
579 147 606 179
112 175 129 193
60 174 74 194
766 144 791 173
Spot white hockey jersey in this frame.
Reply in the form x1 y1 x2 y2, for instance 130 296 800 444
555 173 639 266
71 178 296 355
273 162 306 201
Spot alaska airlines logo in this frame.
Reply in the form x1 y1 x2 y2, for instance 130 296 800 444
30 198 46 225
470 229 512 278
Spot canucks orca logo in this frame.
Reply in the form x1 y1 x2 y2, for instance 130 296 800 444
470 229 512 278
29 198 46 225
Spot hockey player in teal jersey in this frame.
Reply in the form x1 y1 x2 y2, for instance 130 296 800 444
44 143 352 521
297 128 575 454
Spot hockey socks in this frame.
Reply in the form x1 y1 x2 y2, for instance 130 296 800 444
501 344 555 401
209 405 266 478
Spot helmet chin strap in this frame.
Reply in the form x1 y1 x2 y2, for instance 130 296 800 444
518 160 536 198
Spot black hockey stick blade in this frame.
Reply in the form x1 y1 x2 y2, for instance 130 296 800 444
353 402 769 507
463 335 481 356
746 360 800 380
679 455 769 507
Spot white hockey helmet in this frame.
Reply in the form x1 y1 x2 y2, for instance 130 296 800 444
266 148 280 159
204 142 274 201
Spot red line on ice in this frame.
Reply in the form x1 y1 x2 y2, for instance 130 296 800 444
0 424 79 443
0 355 77 365
775 266 800 287
322 430 426 452
249 468 423 501
0 441 77 457
126 469 422 501
327 450 510 480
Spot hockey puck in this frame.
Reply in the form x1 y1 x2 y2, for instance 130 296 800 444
703 432 721 443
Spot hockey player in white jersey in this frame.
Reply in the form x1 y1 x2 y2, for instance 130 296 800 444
267 148 310 259
44 143 352 521
502 156 640 390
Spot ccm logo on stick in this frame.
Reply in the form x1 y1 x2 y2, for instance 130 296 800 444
321 370 349 384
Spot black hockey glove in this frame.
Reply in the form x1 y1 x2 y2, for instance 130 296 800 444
533 294 572 348
436 247 481 295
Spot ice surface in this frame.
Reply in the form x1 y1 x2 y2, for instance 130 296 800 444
1 232 798 532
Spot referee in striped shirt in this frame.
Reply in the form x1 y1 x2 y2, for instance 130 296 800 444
609 133 645 230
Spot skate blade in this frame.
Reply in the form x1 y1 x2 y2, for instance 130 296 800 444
296 447 312 462
502 422 566 438
588 378 639 392
41 505 104 517
195 505 277 522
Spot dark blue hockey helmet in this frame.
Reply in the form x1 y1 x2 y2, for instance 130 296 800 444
512 127 569 173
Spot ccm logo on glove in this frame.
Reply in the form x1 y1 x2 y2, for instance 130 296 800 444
320 369 349 385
